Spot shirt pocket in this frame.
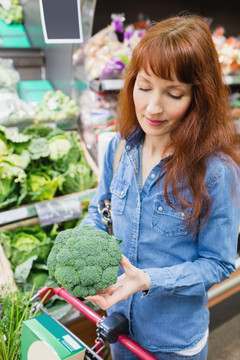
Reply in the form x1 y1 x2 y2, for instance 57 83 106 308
151 194 191 237
110 177 129 215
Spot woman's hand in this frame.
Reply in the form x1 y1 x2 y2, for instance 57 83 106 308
85 255 151 310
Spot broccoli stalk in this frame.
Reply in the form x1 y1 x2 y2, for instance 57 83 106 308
47 225 123 298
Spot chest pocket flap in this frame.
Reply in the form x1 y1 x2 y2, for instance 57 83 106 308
152 194 192 237
110 177 129 215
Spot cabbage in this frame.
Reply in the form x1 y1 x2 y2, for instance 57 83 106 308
3 150 30 169
0 227 54 269
48 135 72 161
59 163 97 194
26 171 59 202
28 138 50 160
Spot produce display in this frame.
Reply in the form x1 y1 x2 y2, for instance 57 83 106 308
33 90 80 123
0 60 80 126
0 58 19 93
0 59 35 126
0 0 23 24
0 89 80 127
79 89 117 152
0 92 35 126
0 124 97 210
0 289 39 360
47 225 123 298
212 27 240 75
74 13 147 81
0 211 87 291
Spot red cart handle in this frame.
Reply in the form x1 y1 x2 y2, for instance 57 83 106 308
38 287 158 360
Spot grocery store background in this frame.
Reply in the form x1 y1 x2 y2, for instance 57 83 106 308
0 1 239 359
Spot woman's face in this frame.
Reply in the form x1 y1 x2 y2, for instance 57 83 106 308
133 69 193 145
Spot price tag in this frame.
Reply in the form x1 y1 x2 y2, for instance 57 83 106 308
35 196 82 226
0 0 11 10
0 207 30 226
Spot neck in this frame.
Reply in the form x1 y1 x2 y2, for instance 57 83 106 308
143 135 172 158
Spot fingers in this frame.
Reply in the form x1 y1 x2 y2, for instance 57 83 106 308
85 294 113 310
120 254 134 271
85 294 104 308
85 284 126 310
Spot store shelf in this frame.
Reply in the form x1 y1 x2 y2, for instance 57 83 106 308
89 78 124 92
0 189 96 230
0 46 43 67
0 46 45 80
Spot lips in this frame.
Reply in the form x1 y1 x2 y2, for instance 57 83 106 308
145 117 166 127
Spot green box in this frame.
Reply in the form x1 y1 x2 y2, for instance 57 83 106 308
20 314 86 360
1 36 31 48
18 80 54 104
0 19 26 36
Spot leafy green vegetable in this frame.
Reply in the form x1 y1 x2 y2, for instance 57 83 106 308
48 134 72 161
59 163 97 194
0 126 29 143
27 270 49 289
14 255 38 285
0 0 23 24
34 90 79 123
47 130 81 172
28 137 50 160
26 171 59 202
47 225 122 298
2 149 30 169
0 226 54 269
0 124 97 210
0 161 27 209
23 124 53 138
0 288 39 360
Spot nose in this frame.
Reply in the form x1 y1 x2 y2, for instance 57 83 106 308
146 95 163 115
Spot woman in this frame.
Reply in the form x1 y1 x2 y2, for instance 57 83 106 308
82 14 240 360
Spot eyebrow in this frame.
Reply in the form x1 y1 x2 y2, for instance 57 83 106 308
137 76 188 90
136 75 151 84
165 85 187 90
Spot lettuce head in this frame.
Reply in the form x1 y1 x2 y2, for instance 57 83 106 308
26 171 59 202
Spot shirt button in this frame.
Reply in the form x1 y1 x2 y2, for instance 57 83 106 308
137 202 140 207
181 212 185 217
133 235 136 239
126 145 131 150
151 173 155 178
135 168 139 174
158 206 163 211
120 191 124 195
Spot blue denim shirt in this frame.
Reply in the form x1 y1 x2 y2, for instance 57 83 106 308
81 132 240 353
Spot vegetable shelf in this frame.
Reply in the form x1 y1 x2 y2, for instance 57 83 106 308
0 188 96 229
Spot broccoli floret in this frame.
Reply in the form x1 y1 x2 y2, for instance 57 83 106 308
54 265 80 289
47 225 123 298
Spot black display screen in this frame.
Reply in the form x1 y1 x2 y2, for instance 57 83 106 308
39 0 83 43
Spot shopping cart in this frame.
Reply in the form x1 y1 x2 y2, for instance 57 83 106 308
31 286 158 360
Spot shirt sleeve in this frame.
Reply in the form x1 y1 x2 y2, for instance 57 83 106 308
142 159 240 298
80 133 120 231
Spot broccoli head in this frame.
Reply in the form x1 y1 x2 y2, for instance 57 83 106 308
47 225 122 298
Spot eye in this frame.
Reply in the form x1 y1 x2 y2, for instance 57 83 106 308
138 87 150 92
168 93 183 99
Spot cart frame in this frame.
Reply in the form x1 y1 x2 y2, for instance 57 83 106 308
32 287 158 360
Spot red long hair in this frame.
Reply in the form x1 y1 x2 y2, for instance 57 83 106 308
117 14 240 233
